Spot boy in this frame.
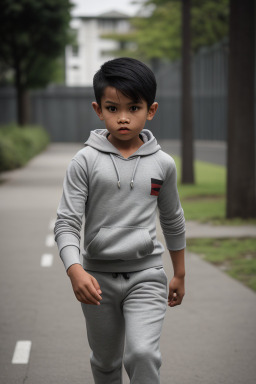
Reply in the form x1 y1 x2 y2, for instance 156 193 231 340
54 57 185 384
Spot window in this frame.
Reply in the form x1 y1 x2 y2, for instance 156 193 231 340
72 45 79 57
98 19 116 32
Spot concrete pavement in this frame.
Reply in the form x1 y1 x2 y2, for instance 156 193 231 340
186 220 256 238
0 142 255 384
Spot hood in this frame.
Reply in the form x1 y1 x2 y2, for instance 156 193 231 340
84 129 161 190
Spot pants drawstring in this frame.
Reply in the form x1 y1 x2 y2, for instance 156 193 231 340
112 272 130 280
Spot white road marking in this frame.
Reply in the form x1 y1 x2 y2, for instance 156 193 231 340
45 234 55 247
41 254 53 267
49 219 55 231
12 341 32 364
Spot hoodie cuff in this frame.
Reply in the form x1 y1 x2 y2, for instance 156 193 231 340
164 232 186 251
60 245 81 272
55 233 80 253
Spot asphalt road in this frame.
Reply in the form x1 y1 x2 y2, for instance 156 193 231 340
0 142 255 384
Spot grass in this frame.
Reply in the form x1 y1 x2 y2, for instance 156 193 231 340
0 123 49 172
173 156 256 224
174 157 226 199
172 156 256 291
173 156 226 222
187 238 256 291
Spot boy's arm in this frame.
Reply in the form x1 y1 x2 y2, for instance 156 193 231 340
54 156 102 305
157 155 186 307
168 248 185 307
54 158 88 271
157 156 186 253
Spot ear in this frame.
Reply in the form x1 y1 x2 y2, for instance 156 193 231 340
147 102 158 121
92 102 104 121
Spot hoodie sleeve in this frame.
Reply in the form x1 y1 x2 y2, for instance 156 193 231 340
54 158 88 271
157 155 186 251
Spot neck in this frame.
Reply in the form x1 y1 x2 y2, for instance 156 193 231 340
107 134 144 151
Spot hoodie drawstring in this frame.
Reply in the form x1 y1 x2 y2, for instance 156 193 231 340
109 154 141 189
110 154 121 188
130 156 140 189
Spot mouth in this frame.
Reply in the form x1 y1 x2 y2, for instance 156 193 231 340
118 127 130 134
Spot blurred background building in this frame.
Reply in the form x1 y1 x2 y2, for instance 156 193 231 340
65 11 131 86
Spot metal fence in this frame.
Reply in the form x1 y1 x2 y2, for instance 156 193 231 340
152 38 228 140
0 39 229 142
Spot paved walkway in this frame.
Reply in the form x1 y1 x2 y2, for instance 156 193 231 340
186 220 256 238
0 143 255 384
158 139 227 166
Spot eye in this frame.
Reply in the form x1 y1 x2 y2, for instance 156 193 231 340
106 106 117 112
130 106 140 112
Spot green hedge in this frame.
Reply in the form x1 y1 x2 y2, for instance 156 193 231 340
0 123 50 172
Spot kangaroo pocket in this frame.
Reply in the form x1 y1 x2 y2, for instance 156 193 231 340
86 226 154 260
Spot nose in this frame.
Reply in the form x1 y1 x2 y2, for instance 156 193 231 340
118 115 130 124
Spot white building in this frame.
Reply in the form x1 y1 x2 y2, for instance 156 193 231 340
65 11 131 86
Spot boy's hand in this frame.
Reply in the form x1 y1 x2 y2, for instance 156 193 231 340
168 276 185 307
67 264 102 305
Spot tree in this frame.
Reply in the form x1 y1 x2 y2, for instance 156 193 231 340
104 0 229 62
0 0 73 126
226 0 256 218
131 1 182 61
181 0 194 184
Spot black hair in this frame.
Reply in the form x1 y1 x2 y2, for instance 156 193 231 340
93 57 157 109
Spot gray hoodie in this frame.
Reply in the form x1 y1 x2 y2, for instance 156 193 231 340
54 129 185 272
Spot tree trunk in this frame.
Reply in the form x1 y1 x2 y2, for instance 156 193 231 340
17 87 30 126
15 66 30 126
181 0 194 184
227 0 256 218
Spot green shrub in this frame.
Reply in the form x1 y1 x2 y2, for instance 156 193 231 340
0 123 50 172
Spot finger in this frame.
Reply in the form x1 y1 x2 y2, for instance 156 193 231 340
168 292 177 305
83 276 102 302
87 282 102 302
75 285 101 305
168 292 184 307
168 299 179 307
78 292 101 305
91 277 102 295
168 288 177 302
83 298 99 305
83 289 101 305
168 287 174 302
86 277 102 300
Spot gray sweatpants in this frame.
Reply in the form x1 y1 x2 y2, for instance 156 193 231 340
81 266 168 384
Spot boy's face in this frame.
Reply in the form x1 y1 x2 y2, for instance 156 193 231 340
92 87 158 147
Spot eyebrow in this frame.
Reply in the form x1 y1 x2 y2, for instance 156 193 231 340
104 100 143 105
